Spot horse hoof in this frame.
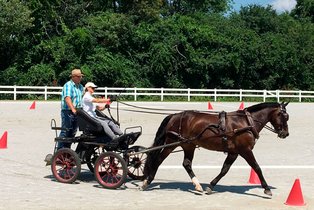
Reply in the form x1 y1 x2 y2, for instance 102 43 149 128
205 187 213 195
139 180 149 191
264 189 272 196
195 185 204 192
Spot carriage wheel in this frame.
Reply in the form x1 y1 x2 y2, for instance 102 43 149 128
85 146 102 173
126 146 147 180
94 152 127 189
51 148 81 183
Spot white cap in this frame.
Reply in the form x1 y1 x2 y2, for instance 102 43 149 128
85 82 98 88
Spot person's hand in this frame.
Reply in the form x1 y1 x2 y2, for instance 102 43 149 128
97 105 105 111
72 108 77 114
110 95 118 102
105 104 110 109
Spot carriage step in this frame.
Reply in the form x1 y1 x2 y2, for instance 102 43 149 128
44 153 53 166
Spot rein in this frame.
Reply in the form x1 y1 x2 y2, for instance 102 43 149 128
113 101 220 115
264 125 278 133
253 119 278 134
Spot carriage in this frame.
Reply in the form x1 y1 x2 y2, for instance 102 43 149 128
46 108 147 189
46 101 290 196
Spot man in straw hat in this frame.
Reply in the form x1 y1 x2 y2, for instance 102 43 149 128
57 68 84 149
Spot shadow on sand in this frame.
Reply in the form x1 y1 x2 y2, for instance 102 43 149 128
145 181 275 199
44 171 274 198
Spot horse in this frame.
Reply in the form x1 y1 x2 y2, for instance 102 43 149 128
141 102 289 196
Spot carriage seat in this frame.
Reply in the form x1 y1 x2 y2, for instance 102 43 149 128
76 109 104 134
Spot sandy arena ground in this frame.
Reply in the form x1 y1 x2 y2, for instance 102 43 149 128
0 101 313 210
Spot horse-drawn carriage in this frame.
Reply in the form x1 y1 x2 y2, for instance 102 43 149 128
46 108 146 189
46 101 290 196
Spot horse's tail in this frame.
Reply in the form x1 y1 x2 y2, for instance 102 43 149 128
144 114 173 182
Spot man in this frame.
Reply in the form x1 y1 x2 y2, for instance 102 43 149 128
82 82 123 140
57 69 84 149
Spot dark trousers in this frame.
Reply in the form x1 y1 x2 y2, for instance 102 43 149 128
57 110 78 149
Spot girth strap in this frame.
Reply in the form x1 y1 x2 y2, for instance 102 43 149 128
218 111 226 132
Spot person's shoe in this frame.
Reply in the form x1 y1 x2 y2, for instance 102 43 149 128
114 134 127 143
44 154 53 166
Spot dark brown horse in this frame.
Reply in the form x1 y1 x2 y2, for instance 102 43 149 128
141 102 289 196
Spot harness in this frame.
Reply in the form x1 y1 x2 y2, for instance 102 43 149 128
169 110 259 147
114 100 287 143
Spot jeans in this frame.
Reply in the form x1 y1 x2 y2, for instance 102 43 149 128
57 110 78 149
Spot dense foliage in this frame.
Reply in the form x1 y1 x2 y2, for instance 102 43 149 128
0 0 313 90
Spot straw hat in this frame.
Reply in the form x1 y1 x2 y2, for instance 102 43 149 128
70 69 84 77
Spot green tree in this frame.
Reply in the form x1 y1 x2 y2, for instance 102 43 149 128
0 0 33 70
167 0 232 14
291 0 314 22
238 5 279 34
19 64 56 86
85 47 143 87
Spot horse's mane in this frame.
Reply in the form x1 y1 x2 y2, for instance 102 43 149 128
246 102 280 113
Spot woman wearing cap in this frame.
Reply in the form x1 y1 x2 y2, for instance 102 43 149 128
82 82 123 140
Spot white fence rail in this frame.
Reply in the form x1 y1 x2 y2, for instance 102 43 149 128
0 85 314 102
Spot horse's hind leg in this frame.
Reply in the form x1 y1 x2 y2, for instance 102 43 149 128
206 153 238 194
182 145 203 192
240 150 272 196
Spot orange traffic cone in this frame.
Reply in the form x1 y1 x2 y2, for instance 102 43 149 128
208 101 213 110
29 101 36 110
0 131 8 149
238 102 244 110
248 168 261 184
285 179 306 206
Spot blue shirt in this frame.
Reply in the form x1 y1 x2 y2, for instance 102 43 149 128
61 80 84 110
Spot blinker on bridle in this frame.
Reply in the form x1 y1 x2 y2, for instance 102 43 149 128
258 104 288 135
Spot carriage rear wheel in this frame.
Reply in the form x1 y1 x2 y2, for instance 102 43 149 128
126 146 147 180
51 148 81 183
94 152 127 189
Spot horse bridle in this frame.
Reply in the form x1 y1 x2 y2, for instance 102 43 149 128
254 104 289 135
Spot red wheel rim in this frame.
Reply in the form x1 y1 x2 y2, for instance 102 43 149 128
96 156 125 188
52 151 79 182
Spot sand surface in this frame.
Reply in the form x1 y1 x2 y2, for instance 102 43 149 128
0 101 313 209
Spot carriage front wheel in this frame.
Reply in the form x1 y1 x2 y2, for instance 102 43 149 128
51 148 81 183
125 146 147 180
94 152 127 189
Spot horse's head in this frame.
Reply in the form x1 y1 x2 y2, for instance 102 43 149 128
269 102 289 139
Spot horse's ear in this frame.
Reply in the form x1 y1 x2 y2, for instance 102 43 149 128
284 102 289 107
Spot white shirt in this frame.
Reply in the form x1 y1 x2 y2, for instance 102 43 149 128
82 92 97 117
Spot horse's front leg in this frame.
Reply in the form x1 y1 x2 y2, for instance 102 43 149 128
240 150 272 196
141 146 176 191
182 146 203 192
206 153 238 194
